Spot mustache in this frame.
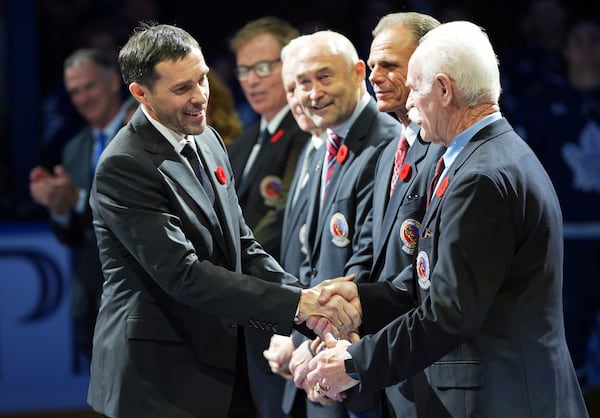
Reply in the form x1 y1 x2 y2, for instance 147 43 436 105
408 108 423 124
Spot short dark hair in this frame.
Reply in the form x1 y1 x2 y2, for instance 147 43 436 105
118 22 201 88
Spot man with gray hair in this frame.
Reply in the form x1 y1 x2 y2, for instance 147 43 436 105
307 20 589 417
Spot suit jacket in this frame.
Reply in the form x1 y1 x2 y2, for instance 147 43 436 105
228 112 309 411
52 128 104 320
87 108 303 418
298 99 401 412
228 110 309 261
280 139 321 281
352 118 589 418
346 134 444 417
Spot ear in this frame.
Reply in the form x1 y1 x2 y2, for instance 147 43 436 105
355 60 367 85
435 74 453 105
129 82 147 105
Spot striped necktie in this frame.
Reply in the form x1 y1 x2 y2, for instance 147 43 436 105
323 133 342 200
389 134 409 197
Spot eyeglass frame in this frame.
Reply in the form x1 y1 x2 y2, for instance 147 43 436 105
234 59 281 81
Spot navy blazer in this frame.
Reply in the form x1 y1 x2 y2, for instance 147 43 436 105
352 118 589 417
88 108 302 418
345 133 444 417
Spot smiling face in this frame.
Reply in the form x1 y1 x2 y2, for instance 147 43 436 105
64 60 122 128
292 41 365 130
235 32 287 121
130 48 209 137
282 59 319 133
367 26 416 124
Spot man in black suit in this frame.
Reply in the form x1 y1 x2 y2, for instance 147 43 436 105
87 22 361 418
306 21 589 418
227 16 311 418
29 48 130 365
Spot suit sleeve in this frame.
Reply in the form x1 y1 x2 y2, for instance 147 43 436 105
92 150 301 335
348 171 515 393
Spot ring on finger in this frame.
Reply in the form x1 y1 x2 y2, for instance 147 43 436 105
314 381 330 396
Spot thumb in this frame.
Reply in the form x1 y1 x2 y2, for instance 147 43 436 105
323 332 338 348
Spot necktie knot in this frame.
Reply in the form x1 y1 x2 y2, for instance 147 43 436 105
181 142 215 204
327 133 342 158
260 129 271 147
426 155 445 209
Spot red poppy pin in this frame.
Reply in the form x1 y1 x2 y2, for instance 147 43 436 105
400 162 412 182
270 129 284 144
436 177 449 197
337 145 349 164
215 166 227 185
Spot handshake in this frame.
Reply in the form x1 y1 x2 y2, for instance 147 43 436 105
264 275 362 405
295 274 361 340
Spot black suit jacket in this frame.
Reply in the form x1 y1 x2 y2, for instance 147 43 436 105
351 118 589 418
87 108 303 418
228 110 309 261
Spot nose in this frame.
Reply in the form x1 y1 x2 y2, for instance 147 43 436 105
368 66 381 85
193 83 209 104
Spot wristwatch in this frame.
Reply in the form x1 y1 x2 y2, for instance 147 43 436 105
343 353 360 381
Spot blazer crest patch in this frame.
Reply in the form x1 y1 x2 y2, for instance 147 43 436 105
416 250 431 289
329 212 350 247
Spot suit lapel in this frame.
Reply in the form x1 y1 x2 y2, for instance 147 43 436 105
195 136 237 265
421 119 511 230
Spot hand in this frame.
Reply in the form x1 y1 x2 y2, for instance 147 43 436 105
289 340 314 388
298 275 361 337
263 334 295 379
306 333 359 397
29 165 79 214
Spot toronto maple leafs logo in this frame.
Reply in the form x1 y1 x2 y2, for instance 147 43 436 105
561 121 600 194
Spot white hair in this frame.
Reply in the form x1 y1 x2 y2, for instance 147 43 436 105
412 21 501 106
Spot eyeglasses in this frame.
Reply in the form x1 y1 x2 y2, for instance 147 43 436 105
235 59 281 81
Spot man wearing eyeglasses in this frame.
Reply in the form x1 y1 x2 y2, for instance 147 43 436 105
228 16 310 418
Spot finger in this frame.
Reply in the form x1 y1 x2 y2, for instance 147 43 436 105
323 332 338 348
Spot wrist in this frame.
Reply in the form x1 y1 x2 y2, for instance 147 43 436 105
343 352 360 381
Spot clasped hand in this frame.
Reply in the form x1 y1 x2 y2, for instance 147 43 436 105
297 275 361 339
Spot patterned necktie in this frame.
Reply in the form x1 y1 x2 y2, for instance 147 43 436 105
426 155 445 209
181 142 215 204
92 131 106 176
323 133 342 200
389 134 409 197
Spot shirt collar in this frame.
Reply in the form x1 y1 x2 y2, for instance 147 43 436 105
442 112 502 169
260 104 291 135
328 93 372 139
140 104 192 153
93 101 129 140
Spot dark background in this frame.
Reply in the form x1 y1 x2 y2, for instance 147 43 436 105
0 0 590 223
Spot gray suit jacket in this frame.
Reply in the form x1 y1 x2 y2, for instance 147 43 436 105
298 99 401 412
352 118 589 417
87 108 302 418
53 128 104 320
